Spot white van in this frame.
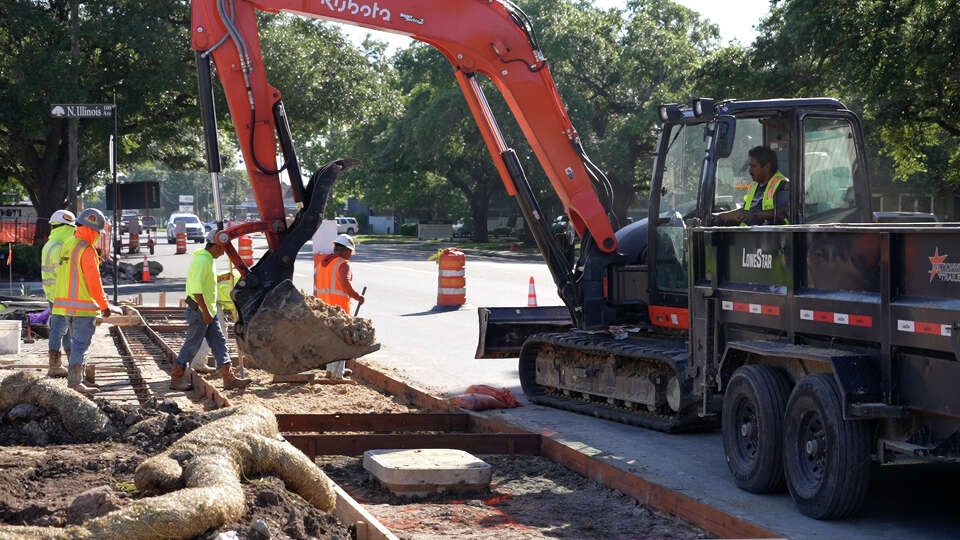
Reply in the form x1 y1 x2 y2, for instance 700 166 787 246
335 216 358 234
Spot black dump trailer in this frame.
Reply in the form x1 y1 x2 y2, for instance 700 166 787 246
690 223 960 519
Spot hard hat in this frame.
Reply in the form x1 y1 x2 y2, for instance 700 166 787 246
205 229 219 244
50 210 76 227
333 234 356 252
76 208 106 232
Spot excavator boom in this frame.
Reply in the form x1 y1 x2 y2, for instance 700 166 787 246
190 0 619 372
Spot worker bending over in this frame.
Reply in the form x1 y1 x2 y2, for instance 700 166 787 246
314 234 365 379
51 209 118 394
713 146 790 226
171 231 251 391
41 209 75 378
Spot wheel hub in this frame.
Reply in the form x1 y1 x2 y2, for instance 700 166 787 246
740 420 755 438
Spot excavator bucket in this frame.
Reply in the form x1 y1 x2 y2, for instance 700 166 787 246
229 159 378 375
476 306 573 358
236 280 379 375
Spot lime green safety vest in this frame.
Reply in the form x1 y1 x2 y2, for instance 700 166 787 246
741 171 789 225
40 225 75 302
217 269 240 315
51 238 100 317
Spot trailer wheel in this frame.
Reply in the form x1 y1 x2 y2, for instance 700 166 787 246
783 374 871 519
722 365 792 493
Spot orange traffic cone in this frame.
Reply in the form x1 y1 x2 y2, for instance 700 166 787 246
141 255 150 283
527 276 537 307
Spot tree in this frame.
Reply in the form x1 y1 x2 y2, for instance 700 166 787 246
711 0 960 189
0 1 198 242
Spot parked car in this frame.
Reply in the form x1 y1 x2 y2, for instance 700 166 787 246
141 215 157 232
166 213 205 243
335 216 358 234
119 215 142 234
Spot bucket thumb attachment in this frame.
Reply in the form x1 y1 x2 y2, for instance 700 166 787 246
232 158 371 373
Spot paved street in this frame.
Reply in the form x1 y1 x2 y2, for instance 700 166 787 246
113 237 958 539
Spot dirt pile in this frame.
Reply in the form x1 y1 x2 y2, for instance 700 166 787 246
237 280 380 375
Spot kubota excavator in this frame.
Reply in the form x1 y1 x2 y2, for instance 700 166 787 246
189 0 890 430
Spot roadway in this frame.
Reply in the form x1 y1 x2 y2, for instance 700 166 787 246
113 236 958 539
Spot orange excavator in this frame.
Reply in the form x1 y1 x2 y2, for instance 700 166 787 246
190 0 621 375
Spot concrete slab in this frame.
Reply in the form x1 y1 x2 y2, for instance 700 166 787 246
363 448 492 496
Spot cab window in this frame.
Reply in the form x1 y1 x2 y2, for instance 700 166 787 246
713 118 763 213
803 118 858 223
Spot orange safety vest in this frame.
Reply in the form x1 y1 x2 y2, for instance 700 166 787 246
314 255 350 312
51 239 100 316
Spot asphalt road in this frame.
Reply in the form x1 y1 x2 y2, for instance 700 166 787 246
109 237 959 539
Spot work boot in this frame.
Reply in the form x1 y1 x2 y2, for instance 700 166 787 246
83 364 99 387
46 351 67 378
220 365 252 390
170 364 194 391
67 365 98 396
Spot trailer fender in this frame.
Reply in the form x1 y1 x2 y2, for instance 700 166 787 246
719 340 881 420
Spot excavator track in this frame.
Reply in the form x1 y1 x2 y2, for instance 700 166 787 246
519 332 712 433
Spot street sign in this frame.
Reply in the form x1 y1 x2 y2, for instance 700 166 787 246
0 206 37 220
179 204 194 213
179 195 194 203
50 104 114 119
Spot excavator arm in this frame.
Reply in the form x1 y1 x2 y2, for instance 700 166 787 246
190 0 620 367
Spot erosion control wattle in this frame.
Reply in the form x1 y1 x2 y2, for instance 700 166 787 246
235 280 379 375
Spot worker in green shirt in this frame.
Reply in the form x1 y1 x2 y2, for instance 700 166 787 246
40 209 76 377
170 230 251 391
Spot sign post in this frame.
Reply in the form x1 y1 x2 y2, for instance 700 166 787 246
51 103 119 303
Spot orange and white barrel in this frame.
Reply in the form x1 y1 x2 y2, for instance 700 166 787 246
238 236 254 267
128 233 139 253
175 232 187 254
437 248 466 306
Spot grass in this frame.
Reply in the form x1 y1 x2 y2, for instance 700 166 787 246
354 234 418 244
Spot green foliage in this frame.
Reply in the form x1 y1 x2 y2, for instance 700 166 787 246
492 226 514 237
399 223 418 237
0 244 43 279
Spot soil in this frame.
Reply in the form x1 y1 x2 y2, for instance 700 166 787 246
303 295 376 346
198 476 351 540
319 454 713 540
0 400 352 539
204 366 413 414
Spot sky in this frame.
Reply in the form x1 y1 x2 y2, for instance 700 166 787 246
331 0 772 52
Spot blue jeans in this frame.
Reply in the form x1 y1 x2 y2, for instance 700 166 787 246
65 316 97 367
175 306 230 369
48 303 71 353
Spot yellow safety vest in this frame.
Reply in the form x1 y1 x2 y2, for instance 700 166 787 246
741 172 789 225
40 226 74 302
314 256 350 312
52 238 100 317
217 269 240 315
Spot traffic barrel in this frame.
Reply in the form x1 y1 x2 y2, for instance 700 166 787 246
175 232 187 254
527 276 538 307
238 236 254 267
437 248 466 306
128 233 139 254
141 255 150 283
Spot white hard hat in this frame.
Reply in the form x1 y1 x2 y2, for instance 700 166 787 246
333 234 356 252
50 210 76 227
76 208 106 232
205 229 219 244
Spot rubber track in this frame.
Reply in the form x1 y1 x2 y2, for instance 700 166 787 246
519 332 713 433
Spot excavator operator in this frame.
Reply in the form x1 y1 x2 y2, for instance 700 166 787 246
713 146 790 226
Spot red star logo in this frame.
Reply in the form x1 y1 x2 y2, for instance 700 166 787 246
929 248 948 282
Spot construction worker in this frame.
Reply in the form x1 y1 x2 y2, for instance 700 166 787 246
51 208 118 395
171 230 251 391
713 145 790 225
189 266 240 374
41 210 76 378
314 234 364 378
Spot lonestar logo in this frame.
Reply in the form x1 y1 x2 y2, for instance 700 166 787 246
928 247 960 283
741 248 773 269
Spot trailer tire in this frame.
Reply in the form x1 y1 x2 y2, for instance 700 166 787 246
722 365 792 493
784 374 871 519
